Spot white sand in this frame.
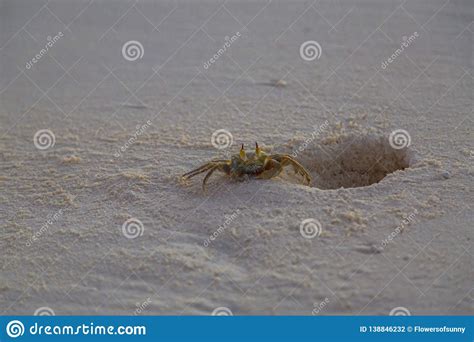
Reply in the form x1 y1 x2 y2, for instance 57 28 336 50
0 0 472 315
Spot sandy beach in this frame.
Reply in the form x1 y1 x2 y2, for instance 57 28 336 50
0 0 472 315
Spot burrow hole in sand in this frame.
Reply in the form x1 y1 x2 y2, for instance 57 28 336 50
292 134 415 189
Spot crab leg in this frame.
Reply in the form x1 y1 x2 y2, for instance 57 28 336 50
202 165 219 191
181 162 216 179
271 154 312 185
257 159 283 180
182 158 234 179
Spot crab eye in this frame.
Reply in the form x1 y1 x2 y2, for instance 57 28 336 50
239 144 246 159
255 142 261 155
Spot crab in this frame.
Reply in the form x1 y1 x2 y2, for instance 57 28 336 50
181 143 312 190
